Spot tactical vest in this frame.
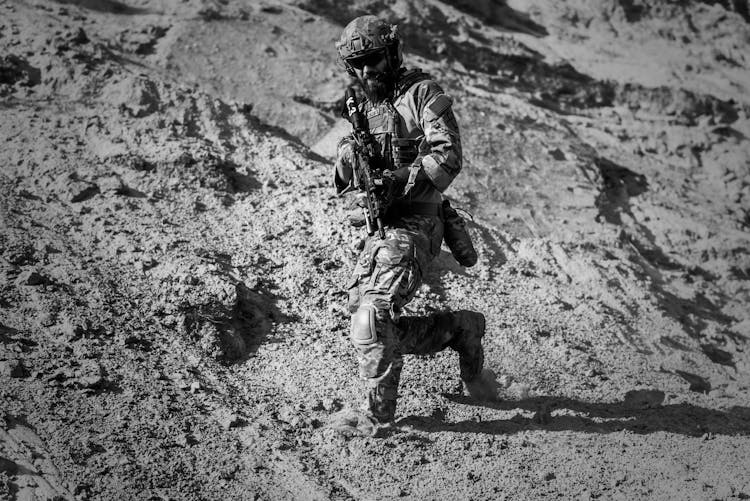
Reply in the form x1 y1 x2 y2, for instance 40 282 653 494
363 69 430 171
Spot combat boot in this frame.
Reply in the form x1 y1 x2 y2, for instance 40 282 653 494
463 368 499 402
447 310 485 380
447 311 498 401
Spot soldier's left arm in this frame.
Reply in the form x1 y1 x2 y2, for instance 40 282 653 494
415 81 462 192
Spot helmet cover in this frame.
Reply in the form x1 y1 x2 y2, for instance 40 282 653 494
336 15 402 72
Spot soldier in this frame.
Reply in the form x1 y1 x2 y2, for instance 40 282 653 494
331 15 497 437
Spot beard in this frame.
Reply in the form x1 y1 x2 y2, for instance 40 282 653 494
361 71 395 103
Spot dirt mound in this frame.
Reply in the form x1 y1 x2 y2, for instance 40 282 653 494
1 0 749 499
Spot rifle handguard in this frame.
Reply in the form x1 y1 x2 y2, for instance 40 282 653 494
344 86 388 239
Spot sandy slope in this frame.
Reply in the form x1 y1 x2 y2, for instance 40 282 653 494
1 0 749 499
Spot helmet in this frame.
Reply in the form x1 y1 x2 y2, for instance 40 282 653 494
336 16 403 75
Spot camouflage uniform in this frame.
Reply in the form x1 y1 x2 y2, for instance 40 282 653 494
332 16 489 429
335 70 484 423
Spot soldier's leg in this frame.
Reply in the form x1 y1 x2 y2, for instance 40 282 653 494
398 310 486 382
382 216 496 400
345 229 420 425
332 285 403 436
350 297 403 424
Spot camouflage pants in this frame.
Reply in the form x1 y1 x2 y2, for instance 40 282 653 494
347 215 467 422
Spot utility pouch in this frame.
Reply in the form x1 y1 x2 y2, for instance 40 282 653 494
442 200 478 267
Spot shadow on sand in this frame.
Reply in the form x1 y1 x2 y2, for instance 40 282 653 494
54 0 153 15
399 392 750 438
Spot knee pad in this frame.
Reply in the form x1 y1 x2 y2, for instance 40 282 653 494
350 304 377 346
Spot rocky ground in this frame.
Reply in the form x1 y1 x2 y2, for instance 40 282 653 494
1 0 749 499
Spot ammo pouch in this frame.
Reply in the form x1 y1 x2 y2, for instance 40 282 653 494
442 200 478 267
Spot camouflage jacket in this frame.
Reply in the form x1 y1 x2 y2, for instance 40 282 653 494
335 68 462 205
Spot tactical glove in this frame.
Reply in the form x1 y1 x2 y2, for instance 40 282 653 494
335 138 356 186
383 165 428 195
384 167 411 184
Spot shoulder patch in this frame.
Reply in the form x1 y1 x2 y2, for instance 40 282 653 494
424 94 453 122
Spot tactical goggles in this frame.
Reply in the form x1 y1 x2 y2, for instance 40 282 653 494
346 49 387 70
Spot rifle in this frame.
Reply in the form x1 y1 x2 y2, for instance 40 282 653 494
343 87 391 239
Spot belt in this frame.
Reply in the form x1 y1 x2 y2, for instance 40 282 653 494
385 201 443 219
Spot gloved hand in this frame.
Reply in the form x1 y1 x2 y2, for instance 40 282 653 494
383 165 428 187
384 167 410 184
335 139 356 185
